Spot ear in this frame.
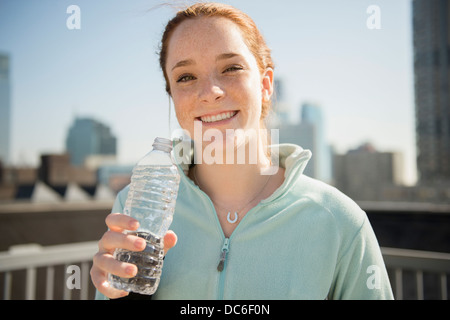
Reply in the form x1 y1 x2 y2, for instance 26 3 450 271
261 68 274 102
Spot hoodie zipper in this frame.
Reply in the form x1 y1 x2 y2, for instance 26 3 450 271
217 237 230 272
217 237 230 299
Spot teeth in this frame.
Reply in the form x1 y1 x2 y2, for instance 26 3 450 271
201 111 236 123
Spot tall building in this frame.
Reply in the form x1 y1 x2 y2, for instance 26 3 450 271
413 0 450 183
0 54 11 165
272 78 291 125
279 119 317 178
278 102 332 183
66 117 117 166
301 103 332 183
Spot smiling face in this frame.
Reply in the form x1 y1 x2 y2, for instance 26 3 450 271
165 17 273 147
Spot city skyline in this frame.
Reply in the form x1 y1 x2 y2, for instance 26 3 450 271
0 0 416 184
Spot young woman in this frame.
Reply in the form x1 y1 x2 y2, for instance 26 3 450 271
91 2 394 300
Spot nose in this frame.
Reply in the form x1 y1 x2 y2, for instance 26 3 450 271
198 77 224 104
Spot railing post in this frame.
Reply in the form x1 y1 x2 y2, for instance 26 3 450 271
3 272 12 300
25 267 36 300
46 266 55 300
63 264 71 300
394 268 403 300
441 273 448 300
416 270 424 300
81 262 90 300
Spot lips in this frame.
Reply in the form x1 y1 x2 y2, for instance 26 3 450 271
199 111 238 123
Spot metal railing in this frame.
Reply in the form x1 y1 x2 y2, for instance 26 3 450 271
381 247 450 300
1 242 449 300
0 242 98 300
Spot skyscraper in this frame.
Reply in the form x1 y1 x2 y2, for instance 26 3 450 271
413 0 450 183
278 102 332 183
301 103 332 183
66 117 117 166
272 78 291 124
0 53 11 165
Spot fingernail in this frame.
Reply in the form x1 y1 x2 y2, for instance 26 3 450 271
126 265 136 276
134 238 146 250
129 220 139 229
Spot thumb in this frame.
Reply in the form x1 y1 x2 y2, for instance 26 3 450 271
163 230 178 255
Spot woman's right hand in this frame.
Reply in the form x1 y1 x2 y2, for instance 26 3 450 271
90 213 178 299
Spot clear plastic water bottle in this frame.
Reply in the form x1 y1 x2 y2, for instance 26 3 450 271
109 137 180 295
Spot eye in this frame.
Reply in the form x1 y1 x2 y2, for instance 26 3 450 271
223 65 243 73
177 74 196 83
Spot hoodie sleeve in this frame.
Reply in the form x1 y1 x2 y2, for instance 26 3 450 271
328 217 394 300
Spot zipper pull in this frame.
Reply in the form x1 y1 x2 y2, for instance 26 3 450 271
217 238 230 272
217 251 226 272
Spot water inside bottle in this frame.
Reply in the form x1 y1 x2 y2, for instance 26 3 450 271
109 231 164 295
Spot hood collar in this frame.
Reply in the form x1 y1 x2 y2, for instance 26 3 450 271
172 139 311 203
172 138 311 176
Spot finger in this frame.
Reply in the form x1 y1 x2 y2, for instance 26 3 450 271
90 265 130 299
98 230 147 253
105 213 139 232
163 230 178 255
93 251 138 279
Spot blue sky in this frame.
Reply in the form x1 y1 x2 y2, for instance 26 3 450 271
0 0 416 183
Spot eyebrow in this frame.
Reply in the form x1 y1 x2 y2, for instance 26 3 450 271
171 59 195 71
171 53 241 71
216 52 240 61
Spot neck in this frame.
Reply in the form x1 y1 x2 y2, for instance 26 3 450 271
191 138 275 209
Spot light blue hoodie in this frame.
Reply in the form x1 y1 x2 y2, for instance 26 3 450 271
96 144 393 300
